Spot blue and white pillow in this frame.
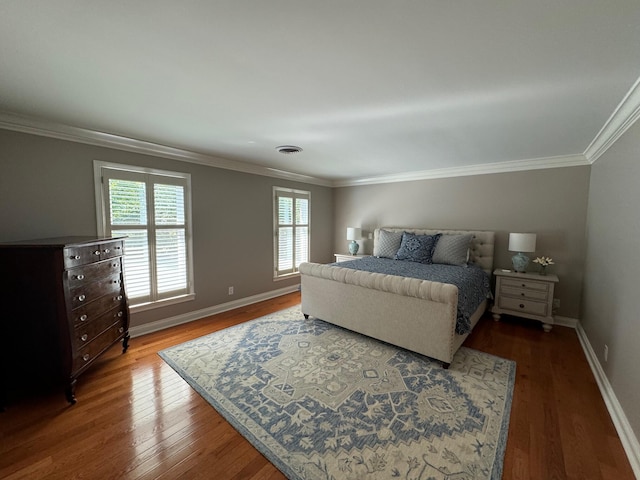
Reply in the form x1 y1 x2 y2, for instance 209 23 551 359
432 234 473 266
395 232 442 264
374 229 403 259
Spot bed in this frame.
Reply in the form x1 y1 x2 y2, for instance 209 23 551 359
299 227 495 367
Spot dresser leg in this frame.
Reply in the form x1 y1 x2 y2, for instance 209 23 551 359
122 333 130 353
65 380 77 405
492 313 501 322
542 323 553 333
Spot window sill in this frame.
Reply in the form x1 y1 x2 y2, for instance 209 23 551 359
273 272 301 282
129 293 196 314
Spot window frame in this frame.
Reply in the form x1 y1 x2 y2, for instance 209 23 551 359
273 187 311 279
94 160 195 312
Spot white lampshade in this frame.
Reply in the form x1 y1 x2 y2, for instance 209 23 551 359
508 233 536 253
346 227 362 241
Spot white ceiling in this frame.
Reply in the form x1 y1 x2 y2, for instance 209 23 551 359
1 1 639 185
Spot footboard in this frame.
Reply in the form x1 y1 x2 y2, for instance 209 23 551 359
299 262 461 365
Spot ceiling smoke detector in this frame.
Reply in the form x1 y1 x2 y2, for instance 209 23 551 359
276 145 303 154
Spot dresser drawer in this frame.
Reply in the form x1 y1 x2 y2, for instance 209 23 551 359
100 240 125 260
67 258 122 287
64 241 125 268
498 296 549 317
71 294 126 328
500 285 549 301
73 307 126 350
72 321 126 372
69 273 123 310
64 245 105 268
501 277 549 292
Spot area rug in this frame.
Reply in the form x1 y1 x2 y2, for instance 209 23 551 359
159 306 515 480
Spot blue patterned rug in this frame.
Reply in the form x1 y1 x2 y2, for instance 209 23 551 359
159 306 515 480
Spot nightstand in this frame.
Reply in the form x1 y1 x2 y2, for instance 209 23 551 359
491 269 559 332
334 253 367 263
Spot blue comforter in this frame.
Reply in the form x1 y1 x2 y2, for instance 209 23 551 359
331 257 491 335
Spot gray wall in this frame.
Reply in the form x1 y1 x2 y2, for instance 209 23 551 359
0 129 334 327
333 166 592 319
582 120 640 439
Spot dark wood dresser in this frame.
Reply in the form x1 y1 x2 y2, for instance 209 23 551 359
0 236 130 406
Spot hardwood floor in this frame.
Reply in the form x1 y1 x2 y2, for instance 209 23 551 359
0 292 635 479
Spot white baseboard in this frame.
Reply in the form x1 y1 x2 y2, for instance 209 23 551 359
554 315 579 328
128 284 300 338
576 322 640 478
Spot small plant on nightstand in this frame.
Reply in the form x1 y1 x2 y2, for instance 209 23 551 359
533 256 554 275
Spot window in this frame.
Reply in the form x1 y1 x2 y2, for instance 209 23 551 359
94 161 194 310
274 187 310 278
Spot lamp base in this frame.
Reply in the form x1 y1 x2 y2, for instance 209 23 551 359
348 240 359 255
511 252 530 273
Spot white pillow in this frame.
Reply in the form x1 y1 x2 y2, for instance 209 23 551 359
432 234 472 266
373 230 403 258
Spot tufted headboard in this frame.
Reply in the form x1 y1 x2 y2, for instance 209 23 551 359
373 227 495 274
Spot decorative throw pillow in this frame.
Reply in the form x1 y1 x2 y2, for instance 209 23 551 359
432 234 473 266
395 232 442 264
373 229 403 258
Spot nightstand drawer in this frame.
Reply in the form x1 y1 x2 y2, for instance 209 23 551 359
501 285 549 301
501 278 549 292
498 296 549 317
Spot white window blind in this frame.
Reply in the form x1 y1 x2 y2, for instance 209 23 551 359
274 188 310 277
95 162 194 309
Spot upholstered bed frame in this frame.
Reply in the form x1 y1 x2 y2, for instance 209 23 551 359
299 228 495 367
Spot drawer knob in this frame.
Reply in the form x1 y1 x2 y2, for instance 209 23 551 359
76 274 85 280
70 255 81 260
81 334 88 342
117 311 123 317
103 248 110 253
82 354 90 362
94 250 101 256
118 327 124 333
80 314 88 322
78 294 86 302
521 284 526 287
115 295 123 301
521 293 525 296
519 304 525 308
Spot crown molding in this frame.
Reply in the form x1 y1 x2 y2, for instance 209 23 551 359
332 154 589 187
584 75 640 164
0 111 333 187
4 79 638 190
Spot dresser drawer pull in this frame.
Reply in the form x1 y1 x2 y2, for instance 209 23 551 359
83 354 90 362
116 311 123 318
111 280 120 284
521 292 525 296
76 274 85 280
115 295 123 301
78 294 86 302
115 246 122 250
103 248 110 254
80 314 88 322
519 304 525 308
70 255 81 260
81 334 88 342
118 327 124 334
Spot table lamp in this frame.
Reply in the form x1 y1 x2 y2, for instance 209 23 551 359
346 227 362 255
508 233 536 273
